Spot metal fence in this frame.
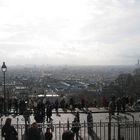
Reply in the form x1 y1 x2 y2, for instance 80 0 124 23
120 121 140 140
0 118 139 140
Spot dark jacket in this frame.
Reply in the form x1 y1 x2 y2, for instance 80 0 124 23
87 113 93 127
27 127 40 140
45 131 53 140
34 111 45 123
71 120 80 133
2 125 18 140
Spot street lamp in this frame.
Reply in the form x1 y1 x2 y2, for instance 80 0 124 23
1 62 7 114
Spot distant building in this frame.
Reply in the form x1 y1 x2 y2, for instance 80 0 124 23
15 86 29 99
37 90 60 103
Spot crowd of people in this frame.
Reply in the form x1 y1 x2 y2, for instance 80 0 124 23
0 95 135 140
0 96 92 140
108 96 134 115
0 95 135 116
0 96 88 118
1 109 94 140
2 118 53 140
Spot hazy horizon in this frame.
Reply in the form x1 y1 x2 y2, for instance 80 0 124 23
7 63 136 68
0 0 140 66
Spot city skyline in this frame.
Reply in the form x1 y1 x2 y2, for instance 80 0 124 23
0 0 140 66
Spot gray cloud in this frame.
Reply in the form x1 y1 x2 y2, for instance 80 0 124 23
0 0 140 65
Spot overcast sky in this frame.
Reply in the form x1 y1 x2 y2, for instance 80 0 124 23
0 0 140 66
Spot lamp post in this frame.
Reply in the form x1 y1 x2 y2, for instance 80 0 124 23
108 113 111 140
1 62 7 114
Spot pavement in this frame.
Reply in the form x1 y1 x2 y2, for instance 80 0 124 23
0 107 139 125
0 107 140 140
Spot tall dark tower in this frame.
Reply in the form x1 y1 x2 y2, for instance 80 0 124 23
134 60 140 75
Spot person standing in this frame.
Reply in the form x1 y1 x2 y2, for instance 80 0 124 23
2 118 18 140
45 128 53 140
54 99 59 116
19 99 26 115
87 111 94 140
116 97 121 115
108 96 116 115
13 98 18 114
71 117 81 140
26 122 40 140
46 104 52 122
75 112 80 122
62 130 74 140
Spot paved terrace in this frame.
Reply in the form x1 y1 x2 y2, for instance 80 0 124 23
0 107 140 140
0 107 139 124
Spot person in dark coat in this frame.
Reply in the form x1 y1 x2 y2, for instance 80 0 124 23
108 96 116 115
13 98 18 114
46 105 52 122
116 97 122 115
71 117 81 140
2 118 18 140
62 130 74 140
27 122 40 140
75 111 80 122
19 99 26 115
34 110 43 123
34 105 45 123
121 96 126 113
54 99 59 116
87 111 94 140
45 128 53 140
